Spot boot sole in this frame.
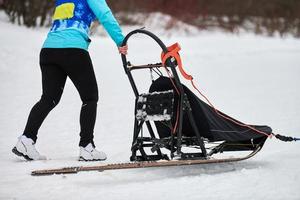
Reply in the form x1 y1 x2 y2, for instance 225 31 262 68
79 156 107 162
12 147 33 161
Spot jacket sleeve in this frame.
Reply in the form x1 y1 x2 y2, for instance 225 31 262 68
87 0 125 46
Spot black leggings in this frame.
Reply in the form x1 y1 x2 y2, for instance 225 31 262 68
23 48 98 147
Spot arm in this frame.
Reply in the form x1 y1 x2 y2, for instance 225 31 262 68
87 0 125 47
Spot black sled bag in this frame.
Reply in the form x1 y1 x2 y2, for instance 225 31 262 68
149 76 272 151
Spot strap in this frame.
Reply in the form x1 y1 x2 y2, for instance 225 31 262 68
161 43 193 81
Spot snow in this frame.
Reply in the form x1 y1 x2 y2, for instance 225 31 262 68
1 17 300 200
94 12 201 37
119 12 201 36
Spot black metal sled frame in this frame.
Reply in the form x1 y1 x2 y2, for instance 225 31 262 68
121 29 213 161
121 29 267 162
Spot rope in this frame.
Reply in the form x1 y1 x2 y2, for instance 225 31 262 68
190 79 271 137
161 43 299 141
274 134 300 142
162 65 180 134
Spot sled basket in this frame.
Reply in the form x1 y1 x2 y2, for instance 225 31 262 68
136 90 174 121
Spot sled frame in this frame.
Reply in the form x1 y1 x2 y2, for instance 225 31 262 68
121 29 207 161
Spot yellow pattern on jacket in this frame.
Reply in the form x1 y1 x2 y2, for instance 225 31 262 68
53 3 75 20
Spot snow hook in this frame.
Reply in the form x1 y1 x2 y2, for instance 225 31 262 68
273 133 300 142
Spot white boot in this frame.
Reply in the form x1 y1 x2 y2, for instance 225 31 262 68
12 135 46 161
79 143 107 161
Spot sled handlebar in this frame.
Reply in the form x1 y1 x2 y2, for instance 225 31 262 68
121 28 169 53
121 29 193 81
120 28 184 98
121 28 169 74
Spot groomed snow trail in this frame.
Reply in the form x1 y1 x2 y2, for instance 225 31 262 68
0 20 300 200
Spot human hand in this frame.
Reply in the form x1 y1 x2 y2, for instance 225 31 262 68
118 45 128 55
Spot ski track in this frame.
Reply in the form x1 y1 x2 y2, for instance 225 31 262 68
0 20 300 200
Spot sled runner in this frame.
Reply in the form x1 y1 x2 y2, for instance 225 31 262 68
31 146 261 176
32 29 299 176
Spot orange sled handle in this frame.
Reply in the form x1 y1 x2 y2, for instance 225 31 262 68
161 43 193 81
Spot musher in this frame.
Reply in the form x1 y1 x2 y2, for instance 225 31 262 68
12 0 128 161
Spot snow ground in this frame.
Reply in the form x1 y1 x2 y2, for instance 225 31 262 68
0 19 300 200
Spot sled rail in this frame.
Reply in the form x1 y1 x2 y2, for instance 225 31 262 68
31 146 261 176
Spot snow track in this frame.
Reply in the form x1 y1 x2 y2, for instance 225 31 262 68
0 20 300 200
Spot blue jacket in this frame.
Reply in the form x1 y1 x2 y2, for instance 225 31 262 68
43 0 125 50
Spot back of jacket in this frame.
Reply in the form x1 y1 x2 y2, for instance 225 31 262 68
51 0 96 35
43 0 124 50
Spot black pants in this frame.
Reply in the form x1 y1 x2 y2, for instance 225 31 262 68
23 48 98 147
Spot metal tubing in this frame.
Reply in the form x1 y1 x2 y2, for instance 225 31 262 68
186 108 207 156
120 28 199 158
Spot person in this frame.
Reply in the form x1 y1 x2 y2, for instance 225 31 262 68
12 0 128 161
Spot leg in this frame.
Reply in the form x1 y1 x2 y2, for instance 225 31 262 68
23 49 67 142
63 49 98 147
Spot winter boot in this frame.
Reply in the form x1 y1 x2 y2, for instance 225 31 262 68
79 143 107 161
12 135 46 161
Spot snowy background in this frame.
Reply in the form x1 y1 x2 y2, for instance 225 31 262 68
0 13 300 200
